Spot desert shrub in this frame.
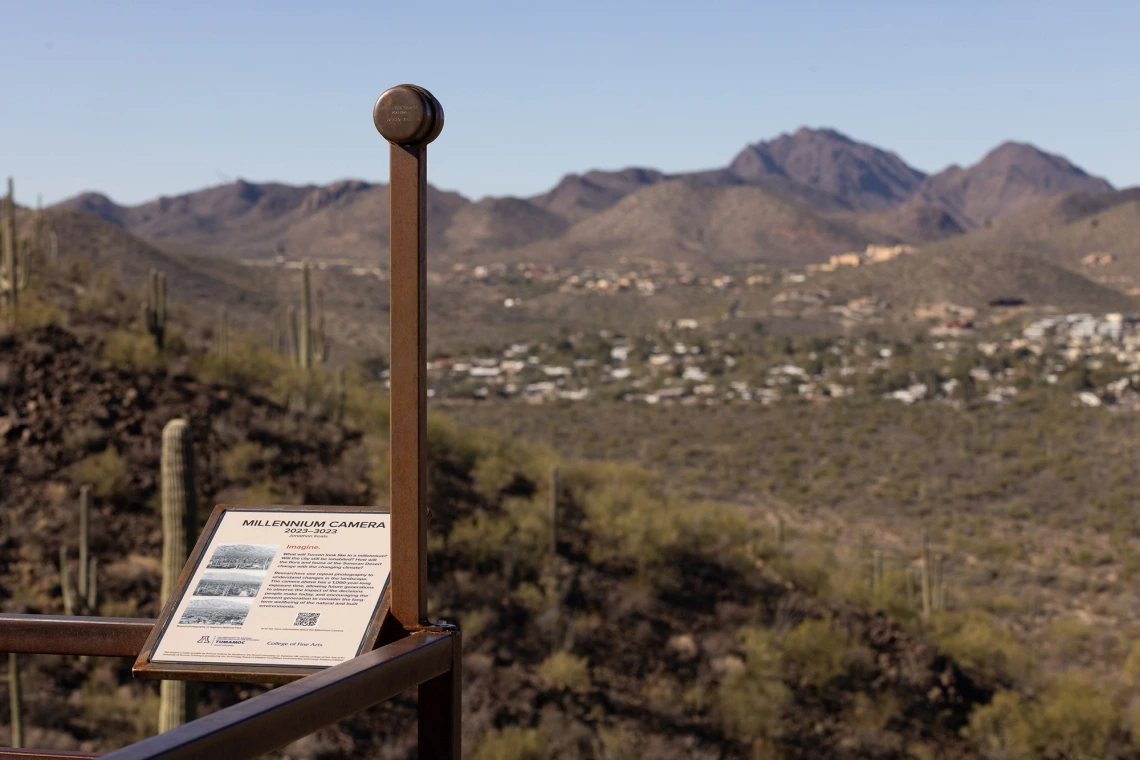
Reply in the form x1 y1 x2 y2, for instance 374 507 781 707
471 726 547 760
595 726 638 759
717 627 789 741
101 330 161 371
1122 639 1140 684
1042 618 1101 662
198 340 285 393
448 511 516 567
933 610 1033 684
10 288 64 331
239 480 290 505
681 500 769 571
426 412 481 472
344 369 389 434
221 441 265 482
80 661 161 742
781 617 850 688
538 651 590 691
967 674 1119 759
459 608 495 642
74 446 128 500
575 464 683 574
776 542 838 597
449 496 548 576
463 428 558 499
76 271 115 315
365 435 390 500
558 459 766 579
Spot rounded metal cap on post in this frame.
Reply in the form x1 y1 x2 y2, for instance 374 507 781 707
373 84 444 146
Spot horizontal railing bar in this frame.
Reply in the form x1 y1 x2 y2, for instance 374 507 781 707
99 630 455 760
0 615 155 658
0 749 101 758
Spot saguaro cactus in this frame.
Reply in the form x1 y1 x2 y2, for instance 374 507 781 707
16 241 30 292
3 177 18 323
60 546 76 615
7 652 22 748
920 533 932 618
550 465 559 559
271 309 281 355
33 195 43 261
300 261 312 369
146 269 167 350
159 419 198 732
335 365 347 422
314 289 328 365
871 549 884 599
934 553 946 613
217 306 229 360
60 486 99 616
78 485 90 600
287 306 299 366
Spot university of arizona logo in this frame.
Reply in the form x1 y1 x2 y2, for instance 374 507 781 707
197 636 211 644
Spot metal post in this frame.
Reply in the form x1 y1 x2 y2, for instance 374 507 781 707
374 84 443 631
418 626 462 758
374 83 455 760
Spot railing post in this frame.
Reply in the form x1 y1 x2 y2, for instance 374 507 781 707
418 626 462 758
373 84 443 630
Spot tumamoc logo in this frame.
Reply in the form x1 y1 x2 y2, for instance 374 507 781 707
197 636 211 644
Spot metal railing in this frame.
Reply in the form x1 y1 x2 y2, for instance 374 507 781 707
0 84 460 759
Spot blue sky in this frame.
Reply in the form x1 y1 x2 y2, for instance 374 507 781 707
3 0 1138 206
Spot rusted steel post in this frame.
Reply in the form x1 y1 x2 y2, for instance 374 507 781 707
374 84 457 760
373 85 444 630
418 626 461 758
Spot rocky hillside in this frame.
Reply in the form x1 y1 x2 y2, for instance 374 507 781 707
0 268 1015 759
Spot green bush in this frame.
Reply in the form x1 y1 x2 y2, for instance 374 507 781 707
933 610 1033 684
717 627 790 741
967 674 1119 759
1122 639 1140 684
221 441 265 482
198 339 286 393
781 617 850 688
471 726 547 760
537 651 591 691
449 496 548 576
74 446 128 499
345 370 390 434
10 287 64 331
101 330 162 371
238 480 290 506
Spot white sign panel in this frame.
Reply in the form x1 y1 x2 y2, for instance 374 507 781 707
150 509 390 668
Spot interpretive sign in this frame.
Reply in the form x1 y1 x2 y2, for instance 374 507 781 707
133 504 391 683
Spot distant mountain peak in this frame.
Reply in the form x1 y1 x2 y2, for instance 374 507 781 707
790 126 856 144
729 127 927 212
914 141 1113 227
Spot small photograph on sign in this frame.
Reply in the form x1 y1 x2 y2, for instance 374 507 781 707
206 543 278 571
193 569 265 598
179 597 253 626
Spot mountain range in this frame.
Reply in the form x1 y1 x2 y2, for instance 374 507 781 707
55 128 1115 268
